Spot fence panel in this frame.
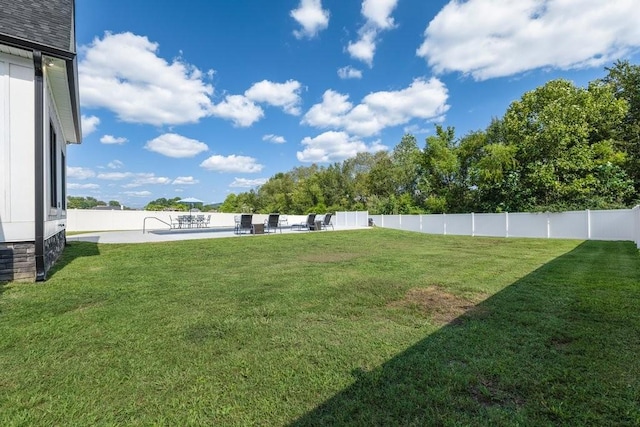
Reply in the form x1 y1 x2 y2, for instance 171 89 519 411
383 215 402 230
474 213 507 237
549 211 587 239
508 212 548 238
356 211 369 227
422 214 445 234
401 215 421 232
590 209 635 241
335 211 369 227
445 214 472 235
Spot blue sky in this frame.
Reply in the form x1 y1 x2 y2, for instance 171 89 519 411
69 0 640 208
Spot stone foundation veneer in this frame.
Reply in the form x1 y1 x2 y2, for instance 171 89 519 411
0 230 66 282
44 230 66 275
0 242 36 282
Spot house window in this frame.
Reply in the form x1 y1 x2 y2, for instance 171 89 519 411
49 123 57 209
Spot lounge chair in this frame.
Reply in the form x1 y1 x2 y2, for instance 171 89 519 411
265 213 281 233
320 213 334 230
292 213 317 231
235 213 254 235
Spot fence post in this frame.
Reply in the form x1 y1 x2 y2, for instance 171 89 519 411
635 205 640 248
546 212 551 239
505 212 509 238
443 213 447 235
471 212 475 237
586 209 591 240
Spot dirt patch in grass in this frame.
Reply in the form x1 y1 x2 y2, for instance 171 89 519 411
548 335 574 352
469 375 525 408
389 285 489 325
299 253 361 263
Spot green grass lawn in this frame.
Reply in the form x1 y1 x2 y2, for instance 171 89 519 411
1 229 638 425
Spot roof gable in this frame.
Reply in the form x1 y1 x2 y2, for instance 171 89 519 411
0 0 75 53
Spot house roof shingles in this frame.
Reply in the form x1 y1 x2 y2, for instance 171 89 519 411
0 0 75 54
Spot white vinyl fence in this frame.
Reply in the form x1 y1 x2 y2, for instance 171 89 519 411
65 208 640 248
369 207 640 248
66 210 311 232
66 210 368 233
334 211 370 228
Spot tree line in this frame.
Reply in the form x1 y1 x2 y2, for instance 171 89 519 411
67 197 123 209
220 61 640 215
144 197 220 212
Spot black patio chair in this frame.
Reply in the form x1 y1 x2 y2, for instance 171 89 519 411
236 213 254 235
265 213 281 233
292 213 316 231
320 213 334 230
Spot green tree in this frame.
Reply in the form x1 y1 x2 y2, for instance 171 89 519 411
219 193 239 213
257 172 295 213
392 134 421 197
66 196 106 209
501 79 631 210
144 197 186 211
601 60 640 196
419 125 460 213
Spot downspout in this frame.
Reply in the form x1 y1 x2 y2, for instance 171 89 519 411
33 50 46 281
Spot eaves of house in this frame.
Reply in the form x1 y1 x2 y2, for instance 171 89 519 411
0 0 82 145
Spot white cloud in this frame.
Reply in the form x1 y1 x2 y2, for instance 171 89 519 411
68 183 100 190
79 32 214 125
297 131 387 163
403 124 432 135
144 133 209 158
263 134 287 144
291 0 330 39
302 77 449 136
362 0 399 30
245 80 303 115
200 155 264 173
337 66 363 79
230 177 268 188
209 95 264 127
347 29 377 66
97 172 133 180
107 160 124 169
172 176 199 185
81 115 100 136
417 0 640 81
347 0 399 65
67 166 96 179
122 173 172 188
124 190 152 197
100 134 128 145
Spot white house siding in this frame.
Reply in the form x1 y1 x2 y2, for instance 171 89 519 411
0 52 35 243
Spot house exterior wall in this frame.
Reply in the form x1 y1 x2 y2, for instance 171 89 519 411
0 51 68 282
0 52 35 243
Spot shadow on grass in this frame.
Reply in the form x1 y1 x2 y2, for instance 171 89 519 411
47 241 101 279
290 240 640 426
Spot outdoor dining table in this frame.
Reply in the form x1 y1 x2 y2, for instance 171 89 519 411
176 215 207 228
